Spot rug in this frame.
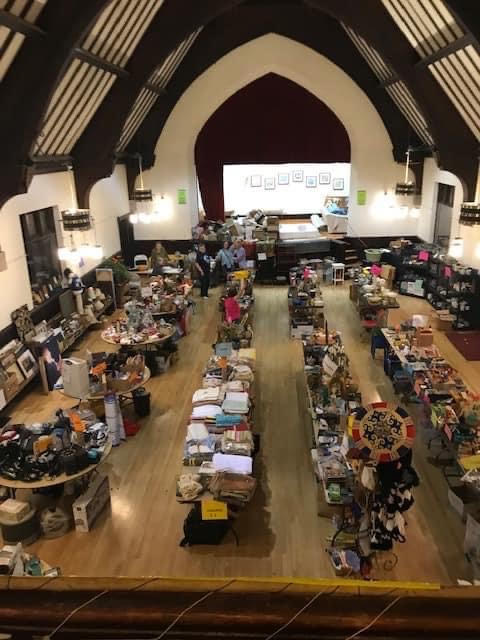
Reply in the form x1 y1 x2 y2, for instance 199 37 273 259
446 331 480 361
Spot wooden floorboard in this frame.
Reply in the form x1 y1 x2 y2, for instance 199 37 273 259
2 285 473 582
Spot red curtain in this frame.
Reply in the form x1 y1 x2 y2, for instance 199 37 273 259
195 73 351 221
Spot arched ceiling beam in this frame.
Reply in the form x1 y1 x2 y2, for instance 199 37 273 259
0 0 113 208
72 0 245 208
125 3 425 180
305 0 479 199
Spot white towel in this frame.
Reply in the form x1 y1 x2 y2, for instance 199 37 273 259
212 453 252 475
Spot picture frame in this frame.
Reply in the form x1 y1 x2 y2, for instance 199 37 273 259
11 305 35 342
319 172 331 185
333 178 345 191
306 176 318 188
264 177 275 190
250 175 262 188
17 348 38 379
277 173 289 185
6 361 24 385
292 170 304 182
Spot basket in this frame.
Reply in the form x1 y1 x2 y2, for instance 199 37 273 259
364 248 382 263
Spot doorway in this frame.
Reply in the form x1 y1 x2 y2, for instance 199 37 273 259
433 183 455 250
118 213 135 267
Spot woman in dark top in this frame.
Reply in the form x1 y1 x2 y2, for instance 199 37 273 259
195 243 211 299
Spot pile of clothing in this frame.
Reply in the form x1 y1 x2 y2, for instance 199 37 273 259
221 427 254 456
222 391 250 415
210 472 256 505
183 423 216 466
370 451 419 551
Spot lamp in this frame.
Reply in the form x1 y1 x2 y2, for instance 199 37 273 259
409 207 421 218
448 237 464 259
130 154 154 223
61 166 91 228
395 148 415 196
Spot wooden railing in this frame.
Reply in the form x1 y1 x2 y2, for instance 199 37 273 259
0 576 479 639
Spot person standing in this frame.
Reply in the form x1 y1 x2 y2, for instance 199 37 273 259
195 243 211 299
216 241 234 279
150 241 169 274
233 239 247 269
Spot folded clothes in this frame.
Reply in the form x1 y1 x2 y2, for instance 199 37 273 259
191 404 224 420
192 387 225 406
215 414 244 426
212 453 252 474
225 380 249 392
222 391 250 414
230 364 254 382
221 429 253 455
178 473 204 500
186 422 210 442
210 472 256 503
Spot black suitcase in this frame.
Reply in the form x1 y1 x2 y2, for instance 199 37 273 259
180 505 230 547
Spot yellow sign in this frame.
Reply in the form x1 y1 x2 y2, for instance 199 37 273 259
201 500 228 521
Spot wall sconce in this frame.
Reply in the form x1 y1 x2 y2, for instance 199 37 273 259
409 207 421 218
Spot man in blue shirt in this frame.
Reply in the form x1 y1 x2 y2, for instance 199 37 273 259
195 243 211 298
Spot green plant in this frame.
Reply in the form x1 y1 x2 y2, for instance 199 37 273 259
100 257 129 284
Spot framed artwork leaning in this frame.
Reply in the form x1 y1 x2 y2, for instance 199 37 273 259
278 173 289 185
333 178 345 191
250 175 262 187
306 176 318 188
264 177 275 190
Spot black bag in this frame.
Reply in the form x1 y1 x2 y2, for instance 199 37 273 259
180 506 230 547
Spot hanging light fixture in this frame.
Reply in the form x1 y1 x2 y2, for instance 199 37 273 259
130 154 154 224
448 236 464 259
61 166 91 230
58 165 104 261
395 148 415 196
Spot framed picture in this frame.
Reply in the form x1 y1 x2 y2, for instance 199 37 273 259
250 175 262 188
333 178 345 191
11 305 35 342
319 172 331 185
264 177 275 190
278 173 289 185
306 176 317 188
292 170 304 182
6 361 24 385
17 348 38 379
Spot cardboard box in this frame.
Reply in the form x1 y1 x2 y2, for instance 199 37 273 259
0 500 30 524
73 473 111 533
416 327 433 347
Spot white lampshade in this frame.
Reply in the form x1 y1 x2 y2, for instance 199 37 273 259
90 245 104 260
448 237 464 259
129 213 139 224
139 212 151 224
410 207 421 218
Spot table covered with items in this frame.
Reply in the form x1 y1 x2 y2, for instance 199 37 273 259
288 264 324 338
350 266 399 329
302 328 420 578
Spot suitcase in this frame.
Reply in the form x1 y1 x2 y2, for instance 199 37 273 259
180 505 230 547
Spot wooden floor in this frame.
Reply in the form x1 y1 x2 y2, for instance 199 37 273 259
4 285 476 582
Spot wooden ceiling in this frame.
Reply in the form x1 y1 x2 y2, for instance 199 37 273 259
0 0 479 207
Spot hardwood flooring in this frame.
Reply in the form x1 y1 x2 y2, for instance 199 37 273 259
3 285 475 582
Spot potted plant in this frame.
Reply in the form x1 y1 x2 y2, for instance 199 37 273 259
100 257 130 307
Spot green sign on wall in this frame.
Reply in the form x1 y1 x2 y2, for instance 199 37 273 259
357 190 367 205
177 189 187 205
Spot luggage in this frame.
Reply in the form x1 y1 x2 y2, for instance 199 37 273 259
180 505 230 546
